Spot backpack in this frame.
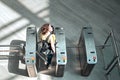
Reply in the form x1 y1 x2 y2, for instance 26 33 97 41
39 34 51 53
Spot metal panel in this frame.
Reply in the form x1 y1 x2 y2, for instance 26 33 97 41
83 27 97 64
25 25 37 64
78 27 97 76
25 25 37 77
55 27 67 65
55 27 67 77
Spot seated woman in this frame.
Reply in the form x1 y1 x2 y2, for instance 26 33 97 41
39 23 56 68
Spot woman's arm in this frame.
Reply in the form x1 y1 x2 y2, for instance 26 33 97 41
50 35 56 54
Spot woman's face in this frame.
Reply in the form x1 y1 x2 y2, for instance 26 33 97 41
48 24 53 32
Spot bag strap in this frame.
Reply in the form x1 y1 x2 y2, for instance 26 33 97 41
37 33 52 44
45 33 52 42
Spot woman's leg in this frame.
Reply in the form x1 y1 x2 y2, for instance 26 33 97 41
46 53 53 67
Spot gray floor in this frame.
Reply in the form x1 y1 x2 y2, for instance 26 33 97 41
0 0 120 80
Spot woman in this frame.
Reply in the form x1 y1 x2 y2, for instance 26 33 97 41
40 23 56 68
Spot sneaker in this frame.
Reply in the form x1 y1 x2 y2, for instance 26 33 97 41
48 65 52 69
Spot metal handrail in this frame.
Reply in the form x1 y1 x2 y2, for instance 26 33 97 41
102 33 111 49
110 28 120 69
102 27 120 75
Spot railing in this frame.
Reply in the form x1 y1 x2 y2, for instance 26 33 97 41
102 28 120 79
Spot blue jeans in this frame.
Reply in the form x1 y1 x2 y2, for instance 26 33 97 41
46 53 53 66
